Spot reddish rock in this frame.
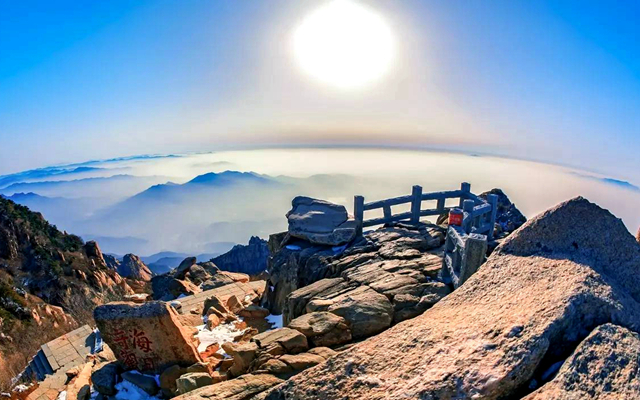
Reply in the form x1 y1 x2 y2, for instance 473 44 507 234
94 301 202 373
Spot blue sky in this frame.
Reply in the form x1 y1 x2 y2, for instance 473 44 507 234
1 1 639 180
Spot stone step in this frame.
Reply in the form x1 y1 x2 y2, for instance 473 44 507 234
31 351 46 381
37 350 54 375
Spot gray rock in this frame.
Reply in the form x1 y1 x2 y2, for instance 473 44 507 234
122 371 159 396
174 257 197 279
91 362 120 396
327 286 393 339
252 328 309 354
289 312 352 347
119 254 153 281
159 364 185 396
286 196 356 246
525 324 640 399
176 372 214 395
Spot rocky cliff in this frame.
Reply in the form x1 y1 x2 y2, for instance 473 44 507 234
0 197 132 387
211 236 269 276
264 197 640 399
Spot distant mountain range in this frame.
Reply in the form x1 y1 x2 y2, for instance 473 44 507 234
2 169 363 255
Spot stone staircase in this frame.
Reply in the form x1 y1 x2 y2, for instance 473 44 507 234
21 325 95 383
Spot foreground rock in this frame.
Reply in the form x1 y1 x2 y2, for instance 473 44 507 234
264 197 640 399
94 301 201 373
524 323 640 399
173 374 283 400
286 196 356 246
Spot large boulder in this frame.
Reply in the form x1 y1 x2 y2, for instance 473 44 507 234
94 301 202 373
524 323 640 399
176 372 214 395
201 271 250 291
172 374 283 400
286 196 356 246
326 286 393 339
252 328 308 355
91 362 121 396
119 253 153 281
264 197 640 400
122 371 159 395
289 311 352 347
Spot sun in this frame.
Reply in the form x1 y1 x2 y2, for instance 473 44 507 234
293 0 395 89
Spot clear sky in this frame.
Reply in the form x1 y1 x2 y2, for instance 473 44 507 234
1 0 639 181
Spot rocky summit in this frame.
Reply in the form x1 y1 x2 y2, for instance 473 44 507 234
264 197 640 399
6 191 640 400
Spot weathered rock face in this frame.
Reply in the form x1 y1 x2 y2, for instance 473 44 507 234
119 253 153 281
264 197 640 400
524 323 640 399
103 254 121 270
172 374 283 400
479 188 527 236
94 301 202 373
211 236 270 276
326 286 393 339
268 223 446 318
288 311 352 347
636 226 640 244
286 196 356 246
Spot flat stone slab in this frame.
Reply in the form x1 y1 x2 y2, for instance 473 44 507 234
94 301 202 373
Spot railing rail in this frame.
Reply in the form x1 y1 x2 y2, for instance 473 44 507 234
354 182 498 240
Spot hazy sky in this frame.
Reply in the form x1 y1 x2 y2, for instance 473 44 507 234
1 1 639 180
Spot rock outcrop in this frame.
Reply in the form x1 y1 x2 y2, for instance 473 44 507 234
119 254 153 281
211 236 270 276
479 188 527 237
152 258 250 301
264 197 640 399
173 374 283 400
268 223 446 318
524 323 640 399
286 196 357 246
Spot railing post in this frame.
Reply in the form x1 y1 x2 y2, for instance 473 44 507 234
458 233 488 287
354 195 364 237
410 185 423 224
462 199 475 234
487 194 498 241
459 182 471 207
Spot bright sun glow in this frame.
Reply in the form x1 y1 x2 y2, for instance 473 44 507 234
293 0 395 89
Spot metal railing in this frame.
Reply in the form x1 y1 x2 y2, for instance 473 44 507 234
354 182 498 239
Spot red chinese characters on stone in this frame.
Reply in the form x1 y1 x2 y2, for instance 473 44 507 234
111 328 155 369
132 329 153 353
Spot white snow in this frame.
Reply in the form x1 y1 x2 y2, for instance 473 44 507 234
114 381 160 400
195 321 247 354
56 391 67 400
12 384 30 393
265 314 283 329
